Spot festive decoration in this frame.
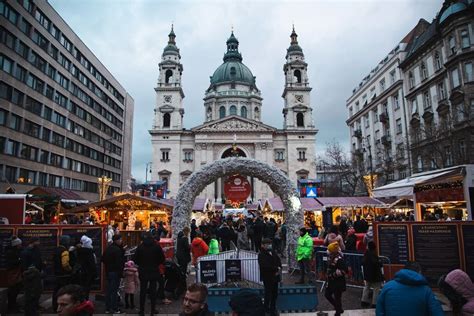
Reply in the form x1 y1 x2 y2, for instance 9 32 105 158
98 176 112 201
363 174 378 197
171 157 304 269
127 210 137 230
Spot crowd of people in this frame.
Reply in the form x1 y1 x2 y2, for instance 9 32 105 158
5 211 474 316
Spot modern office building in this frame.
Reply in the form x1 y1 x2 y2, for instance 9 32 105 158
0 0 134 201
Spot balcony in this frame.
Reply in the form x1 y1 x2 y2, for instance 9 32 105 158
381 135 391 146
354 129 362 138
379 113 389 124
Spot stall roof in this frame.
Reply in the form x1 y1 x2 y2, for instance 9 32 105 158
263 197 323 212
266 197 285 211
192 198 208 212
26 187 88 204
67 193 173 213
372 165 467 198
316 196 385 208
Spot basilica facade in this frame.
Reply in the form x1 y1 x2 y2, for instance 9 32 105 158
149 27 317 202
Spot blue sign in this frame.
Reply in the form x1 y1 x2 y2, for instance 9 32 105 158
307 187 317 197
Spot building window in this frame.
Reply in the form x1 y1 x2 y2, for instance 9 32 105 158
161 150 170 162
5 166 17 183
461 30 470 49
449 35 456 55
452 68 460 88
219 106 226 119
49 174 62 188
165 69 173 84
411 98 418 115
229 105 237 115
240 106 247 118
23 120 40 138
20 144 38 161
296 113 304 127
420 62 428 80
459 139 466 159
275 149 285 161
0 54 13 74
396 118 402 134
364 114 369 128
445 146 453 166
373 109 379 122
393 94 400 110
297 149 307 161
423 91 431 109
408 71 414 88
254 107 260 120
417 155 423 172
8 114 21 131
465 62 473 82
379 78 385 91
163 113 170 128
5 139 19 156
183 150 193 162
18 168 35 184
434 51 442 70
390 70 396 84
294 69 302 83
438 82 446 100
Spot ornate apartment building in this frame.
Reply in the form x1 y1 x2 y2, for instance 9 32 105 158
347 0 473 187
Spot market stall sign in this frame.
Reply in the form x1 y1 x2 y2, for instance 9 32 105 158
225 259 242 282
376 224 409 264
200 260 217 283
224 175 251 203
414 180 464 203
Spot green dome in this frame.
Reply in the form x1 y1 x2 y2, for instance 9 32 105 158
210 61 256 86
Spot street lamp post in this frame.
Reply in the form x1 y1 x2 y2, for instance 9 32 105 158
145 162 152 183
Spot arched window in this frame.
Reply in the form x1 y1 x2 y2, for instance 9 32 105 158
163 113 170 127
165 70 173 84
417 155 423 172
294 69 302 83
230 105 237 115
296 113 304 127
240 106 247 118
206 107 212 121
230 67 236 76
219 106 226 119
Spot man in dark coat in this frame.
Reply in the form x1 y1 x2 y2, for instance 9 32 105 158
133 232 165 316
176 227 191 275
190 219 198 241
101 234 125 314
217 222 233 251
179 283 211 316
6 236 22 312
353 215 369 233
258 238 281 316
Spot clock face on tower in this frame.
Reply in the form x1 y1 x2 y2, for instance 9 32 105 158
163 95 172 103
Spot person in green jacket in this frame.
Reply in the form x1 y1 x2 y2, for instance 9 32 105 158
208 235 220 255
296 227 314 284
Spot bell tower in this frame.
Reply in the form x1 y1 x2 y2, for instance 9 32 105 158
282 26 315 130
154 25 185 130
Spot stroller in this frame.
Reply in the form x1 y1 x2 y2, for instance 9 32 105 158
163 260 187 300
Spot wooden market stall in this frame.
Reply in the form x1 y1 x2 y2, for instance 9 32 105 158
67 193 174 247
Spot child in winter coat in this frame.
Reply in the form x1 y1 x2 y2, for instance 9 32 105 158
208 235 220 255
123 260 139 310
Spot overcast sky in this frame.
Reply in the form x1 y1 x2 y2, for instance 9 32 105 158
49 0 442 182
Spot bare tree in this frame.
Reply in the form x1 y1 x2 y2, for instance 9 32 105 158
318 140 365 196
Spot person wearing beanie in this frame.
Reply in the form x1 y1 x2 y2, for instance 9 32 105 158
325 242 347 316
53 235 73 312
102 234 125 314
361 241 383 308
295 227 313 284
6 236 22 312
228 288 265 316
77 235 97 300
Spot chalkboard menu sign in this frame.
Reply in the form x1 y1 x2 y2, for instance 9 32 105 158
62 227 103 290
377 224 409 264
200 260 217 283
225 259 241 282
461 224 474 281
412 224 460 285
17 227 59 290
0 228 14 269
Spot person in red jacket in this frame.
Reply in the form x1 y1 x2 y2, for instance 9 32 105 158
191 231 209 266
56 284 94 316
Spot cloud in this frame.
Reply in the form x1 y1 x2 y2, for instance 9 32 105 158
49 0 442 182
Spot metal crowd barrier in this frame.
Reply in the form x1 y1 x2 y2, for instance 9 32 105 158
196 249 262 286
314 248 391 291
